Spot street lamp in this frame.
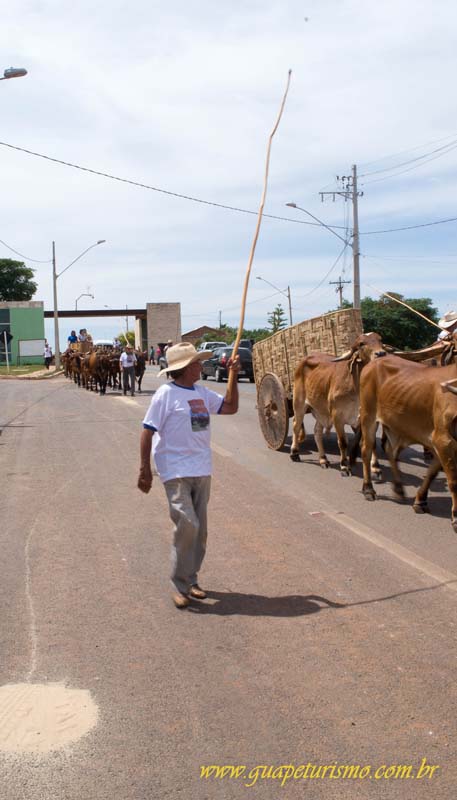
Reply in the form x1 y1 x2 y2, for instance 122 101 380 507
286 202 349 246
53 240 105 369
75 293 94 311
256 276 293 326
0 67 28 81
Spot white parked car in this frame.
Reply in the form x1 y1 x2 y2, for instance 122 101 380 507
197 341 227 352
93 339 115 349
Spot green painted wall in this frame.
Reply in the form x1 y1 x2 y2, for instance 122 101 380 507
10 307 45 365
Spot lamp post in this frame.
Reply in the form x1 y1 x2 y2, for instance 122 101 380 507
256 276 293 326
75 293 94 311
285 202 349 246
53 240 105 369
286 201 360 308
0 67 27 81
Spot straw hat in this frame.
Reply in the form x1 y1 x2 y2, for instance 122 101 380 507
160 342 209 374
438 310 457 329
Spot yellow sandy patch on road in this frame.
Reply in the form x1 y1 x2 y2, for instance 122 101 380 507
0 682 98 754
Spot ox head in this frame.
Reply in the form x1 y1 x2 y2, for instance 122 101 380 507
333 332 386 365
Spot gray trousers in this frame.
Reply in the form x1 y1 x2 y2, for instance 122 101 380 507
122 366 136 394
163 476 211 594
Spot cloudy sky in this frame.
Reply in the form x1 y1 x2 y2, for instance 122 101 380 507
2 0 457 343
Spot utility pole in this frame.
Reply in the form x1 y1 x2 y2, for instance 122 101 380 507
52 241 61 370
351 165 361 309
320 164 363 309
219 310 222 329
286 286 293 326
330 276 351 308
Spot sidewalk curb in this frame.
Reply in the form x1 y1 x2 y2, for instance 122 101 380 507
0 369 65 381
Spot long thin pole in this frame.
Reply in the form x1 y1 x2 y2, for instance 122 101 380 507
352 164 361 309
287 286 293 326
367 284 443 330
226 70 292 402
52 241 61 369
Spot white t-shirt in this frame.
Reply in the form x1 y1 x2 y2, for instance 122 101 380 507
120 351 137 368
142 382 224 482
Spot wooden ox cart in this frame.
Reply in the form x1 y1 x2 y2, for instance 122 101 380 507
252 308 363 449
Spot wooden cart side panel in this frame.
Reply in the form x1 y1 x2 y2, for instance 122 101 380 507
252 308 363 397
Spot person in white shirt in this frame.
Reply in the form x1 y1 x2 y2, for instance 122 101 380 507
43 342 53 369
119 345 137 396
138 341 239 608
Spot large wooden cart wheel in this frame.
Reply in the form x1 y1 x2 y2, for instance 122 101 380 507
257 373 289 450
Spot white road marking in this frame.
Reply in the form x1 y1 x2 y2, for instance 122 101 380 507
320 511 457 593
212 443 233 458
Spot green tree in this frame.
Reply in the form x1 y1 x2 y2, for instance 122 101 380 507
118 330 135 346
360 294 439 350
267 304 287 333
198 325 270 347
0 259 37 301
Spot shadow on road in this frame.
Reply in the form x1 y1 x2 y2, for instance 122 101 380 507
188 592 344 617
188 579 457 617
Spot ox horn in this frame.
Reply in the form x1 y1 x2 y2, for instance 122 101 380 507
332 349 352 362
441 379 457 395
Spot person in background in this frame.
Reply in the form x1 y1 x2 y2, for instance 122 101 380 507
78 329 87 342
113 337 121 349
120 344 137 396
149 345 155 365
164 339 173 354
67 330 78 344
438 310 457 340
44 341 53 370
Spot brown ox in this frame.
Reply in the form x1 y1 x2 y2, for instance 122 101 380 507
359 355 457 532
290 332 385 475
80 351 110 394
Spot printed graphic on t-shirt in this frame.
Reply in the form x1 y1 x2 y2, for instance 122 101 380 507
188 398 210 431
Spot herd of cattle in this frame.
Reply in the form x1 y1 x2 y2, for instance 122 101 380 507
61 348 146 395
290 332 457 533
60 335 457 533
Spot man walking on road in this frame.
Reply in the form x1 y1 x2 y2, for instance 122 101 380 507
138 342 239 608
120 344 137 396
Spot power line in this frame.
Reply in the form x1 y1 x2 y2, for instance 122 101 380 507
182 290 283 319
0 140 347 231
362 251 457 263
360 215 457 235
2 140 457 239
293 244 349 299
0 236 51 263
319 133 457 192
358 131 457 171
361 143 457 186
359 138 457 179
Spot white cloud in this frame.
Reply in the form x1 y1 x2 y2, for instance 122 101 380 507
1 0 457 344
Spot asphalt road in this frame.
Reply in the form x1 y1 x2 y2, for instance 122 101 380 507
0 367 456 799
